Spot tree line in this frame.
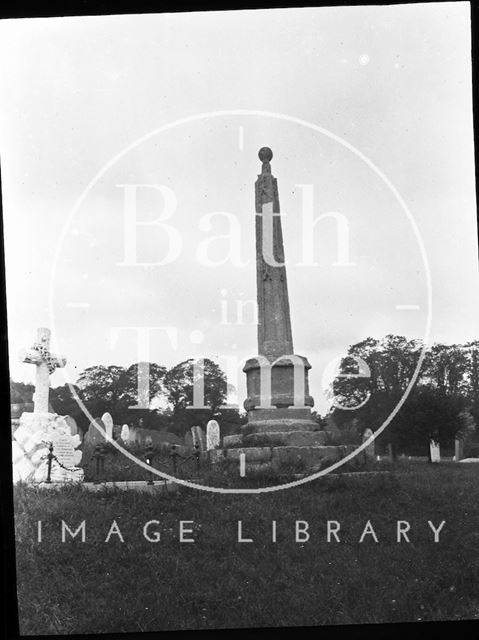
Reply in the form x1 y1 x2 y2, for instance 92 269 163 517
10 358 244 437
330 335 478 455
10 336 479 450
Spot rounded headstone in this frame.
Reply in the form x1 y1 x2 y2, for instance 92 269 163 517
120 424 130 443
85 418 107 445
101 412 114 439
362 428 375 459
206 419 220 450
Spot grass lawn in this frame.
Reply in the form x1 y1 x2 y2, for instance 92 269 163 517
13 461 479 634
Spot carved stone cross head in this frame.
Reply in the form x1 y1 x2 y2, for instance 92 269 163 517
19 328 66 413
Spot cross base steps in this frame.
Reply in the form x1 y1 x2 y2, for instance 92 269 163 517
242 408 318 433
207 444 365 474
224 430 327 448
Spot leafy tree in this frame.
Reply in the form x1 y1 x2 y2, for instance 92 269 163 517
49 384 90 431
464 342 479 425
327 355 372 412
163 358 228 435
348 334 424 395
456 408 476 441
76 365 128 418
10 380 34 404
387 388 467 455
164 358 227 414
423 343 468 395
329 335 422 435
465 341 479 396
119 362 167 409
75 363 169 427
327 335 474 455
70 359 231 436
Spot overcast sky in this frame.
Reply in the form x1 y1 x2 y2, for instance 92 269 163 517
0 3 477 414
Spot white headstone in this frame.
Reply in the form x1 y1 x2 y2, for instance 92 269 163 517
455 438 464 462
128 426 137 444
430 439 440 463
101 412 114 440
120 424 130 443
206 420 220 450
362 428 375 460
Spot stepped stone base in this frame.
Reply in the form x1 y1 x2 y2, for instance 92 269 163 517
224 430 327 448
216 407 363 475
207 444 363 474
243 408 318 433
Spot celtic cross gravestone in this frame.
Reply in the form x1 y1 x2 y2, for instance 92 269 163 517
18 328 66 414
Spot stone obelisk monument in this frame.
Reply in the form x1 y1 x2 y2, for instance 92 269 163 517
220 149 359 473
242 147 317 435
218 147 357 476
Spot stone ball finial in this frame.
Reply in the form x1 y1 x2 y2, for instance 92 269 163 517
258 147 273 163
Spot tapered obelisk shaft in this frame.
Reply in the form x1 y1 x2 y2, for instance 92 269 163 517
255 147 293 360
243 148 314 419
